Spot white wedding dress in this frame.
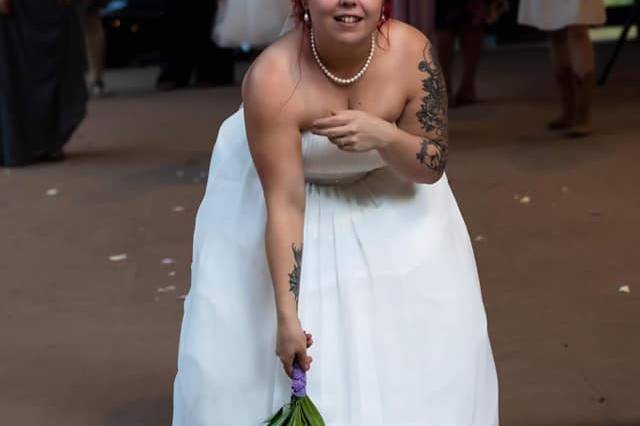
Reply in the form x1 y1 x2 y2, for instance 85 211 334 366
171 106 499 426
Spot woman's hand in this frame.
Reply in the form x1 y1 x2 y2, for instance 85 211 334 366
276 318 314 378
311 110 397 153
0 0 11 15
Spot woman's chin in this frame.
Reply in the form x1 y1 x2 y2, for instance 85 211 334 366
317 19 375 42
329 27 375 45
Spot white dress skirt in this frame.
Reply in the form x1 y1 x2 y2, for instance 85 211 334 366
212 0 291 47
172 107 500 426
518 0 606 31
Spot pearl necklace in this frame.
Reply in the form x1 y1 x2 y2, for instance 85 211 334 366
310 30 376 86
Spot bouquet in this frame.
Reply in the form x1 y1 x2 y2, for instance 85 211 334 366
264 361 325 425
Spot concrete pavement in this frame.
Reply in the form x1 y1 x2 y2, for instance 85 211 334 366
1 44 639 426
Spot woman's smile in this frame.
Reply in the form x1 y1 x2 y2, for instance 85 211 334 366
333 14 363 26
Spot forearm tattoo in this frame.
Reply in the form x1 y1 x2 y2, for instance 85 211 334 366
288 243 303 307
415 44 449 175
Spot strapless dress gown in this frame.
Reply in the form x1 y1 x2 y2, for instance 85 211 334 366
172 107 499 426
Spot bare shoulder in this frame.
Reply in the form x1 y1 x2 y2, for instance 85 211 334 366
385 20 435 67
380 20 442 104
241 31 304 124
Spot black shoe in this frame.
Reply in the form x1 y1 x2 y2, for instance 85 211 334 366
35 149 66 163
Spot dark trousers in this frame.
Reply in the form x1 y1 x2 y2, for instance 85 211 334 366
157 0 234 86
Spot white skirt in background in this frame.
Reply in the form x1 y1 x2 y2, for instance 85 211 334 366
518 0 606 31
212 0 291 47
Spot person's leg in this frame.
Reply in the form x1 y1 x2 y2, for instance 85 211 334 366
156 0 197 90
435 29 455 103
434 1 458 104
456 22 483 106
548 28 575 130
193 0 234 86
566 24 596 137
83 11 108 96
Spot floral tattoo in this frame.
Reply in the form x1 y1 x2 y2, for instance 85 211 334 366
288 243 303 306
415 43 449 175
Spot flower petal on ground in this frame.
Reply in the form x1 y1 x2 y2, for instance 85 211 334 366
109 253 128 262
157 285 176 293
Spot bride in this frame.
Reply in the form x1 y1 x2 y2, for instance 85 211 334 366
172 1 499 425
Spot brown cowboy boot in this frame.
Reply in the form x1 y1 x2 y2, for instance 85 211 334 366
567 72 595 138
547 67 576 130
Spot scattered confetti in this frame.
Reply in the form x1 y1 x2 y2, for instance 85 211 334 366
169 271 176 277
176 170 185 177
618 285 630 294
172 206 185 213
561 186 570 193
157 285 176 293
519 195 531 204
46 188 59 197
474 235 486 242
109 253 128 262
161 258 176 265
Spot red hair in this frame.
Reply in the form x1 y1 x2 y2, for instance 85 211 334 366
291 0 393 27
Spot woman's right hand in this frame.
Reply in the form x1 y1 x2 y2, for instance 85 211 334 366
0 0 11 15
276 318 313 378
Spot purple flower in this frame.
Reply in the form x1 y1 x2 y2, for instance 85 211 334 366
291 363 307 397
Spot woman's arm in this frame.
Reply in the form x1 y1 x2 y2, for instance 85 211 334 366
243 56 311 377
376 37 449 185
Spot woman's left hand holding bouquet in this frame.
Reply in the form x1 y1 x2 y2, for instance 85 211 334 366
277 319 314 378
244 55 314 380
244 56 324 424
